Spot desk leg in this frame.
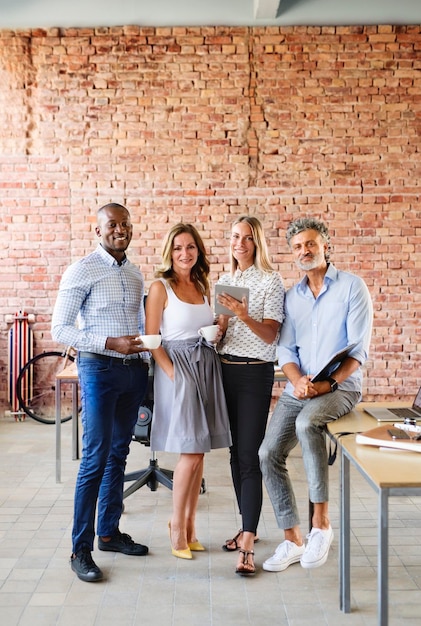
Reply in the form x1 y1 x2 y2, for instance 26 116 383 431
55 379 61 484
72 383 79 460
340 449 351 612
378 489 389 626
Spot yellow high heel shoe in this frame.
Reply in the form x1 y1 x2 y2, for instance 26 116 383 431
188 540 205 552
168 522 192 560
172 546 193 559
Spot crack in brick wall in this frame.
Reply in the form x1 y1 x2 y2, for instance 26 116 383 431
0 24 420 405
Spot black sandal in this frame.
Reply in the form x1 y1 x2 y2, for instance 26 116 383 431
222 530 260 552
235 549 256 576
222 530 242 552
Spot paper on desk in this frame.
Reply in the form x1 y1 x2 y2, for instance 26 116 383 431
356 424 421 453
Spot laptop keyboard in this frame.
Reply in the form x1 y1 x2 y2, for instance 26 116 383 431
389 407 420 419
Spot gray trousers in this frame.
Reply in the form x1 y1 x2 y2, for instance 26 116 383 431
259 390 360 530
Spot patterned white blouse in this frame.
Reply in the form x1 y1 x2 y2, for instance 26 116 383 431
216 264 285 362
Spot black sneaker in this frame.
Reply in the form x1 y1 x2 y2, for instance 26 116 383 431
98 529 149 556
70 547 103 582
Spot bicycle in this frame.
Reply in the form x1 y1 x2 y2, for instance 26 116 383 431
16 346 78 424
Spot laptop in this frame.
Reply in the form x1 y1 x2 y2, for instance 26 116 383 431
363 385 421 422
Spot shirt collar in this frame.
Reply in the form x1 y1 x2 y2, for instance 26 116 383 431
234 264 258 279
96 244 127 267
297 262 337 295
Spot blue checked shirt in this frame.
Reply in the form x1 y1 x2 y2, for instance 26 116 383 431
51 245 147 359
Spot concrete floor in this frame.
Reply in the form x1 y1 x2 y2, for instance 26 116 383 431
0 413 420 625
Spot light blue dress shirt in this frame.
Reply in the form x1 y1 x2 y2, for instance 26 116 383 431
277 263 373 396
51 244 146 358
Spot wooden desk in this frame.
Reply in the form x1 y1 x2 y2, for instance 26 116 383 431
328 403 421 626
274 365 286 381
55 362 79 483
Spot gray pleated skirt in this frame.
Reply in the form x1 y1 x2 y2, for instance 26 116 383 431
150 338 232 453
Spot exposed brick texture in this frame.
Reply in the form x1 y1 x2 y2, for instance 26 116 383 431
0 24 420 410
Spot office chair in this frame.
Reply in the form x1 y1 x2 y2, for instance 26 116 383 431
123 362 174 498
123 361 206 499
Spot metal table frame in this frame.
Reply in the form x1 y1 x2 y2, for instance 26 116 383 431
328 406 421 626
339 441 421 626
55 365 79 483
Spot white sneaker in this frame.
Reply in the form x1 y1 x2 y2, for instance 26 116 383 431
262 540 305 572
300 525 334 569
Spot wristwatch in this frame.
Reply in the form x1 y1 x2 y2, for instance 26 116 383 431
327 376 338 392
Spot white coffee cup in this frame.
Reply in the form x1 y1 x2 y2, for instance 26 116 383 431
138 334 162 349
198 324 219 342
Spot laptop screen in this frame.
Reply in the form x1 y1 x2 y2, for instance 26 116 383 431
413 386 421 411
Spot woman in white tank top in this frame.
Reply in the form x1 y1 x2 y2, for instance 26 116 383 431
145 223 231 560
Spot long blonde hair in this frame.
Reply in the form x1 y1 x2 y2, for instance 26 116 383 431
156 222 210 294
230 215 274 274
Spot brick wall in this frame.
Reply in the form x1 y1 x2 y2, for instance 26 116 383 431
0 24 420 411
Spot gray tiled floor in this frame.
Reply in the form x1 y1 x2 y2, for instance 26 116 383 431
0 414 420 625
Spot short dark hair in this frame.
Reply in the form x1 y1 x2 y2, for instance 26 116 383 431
98 202 128 214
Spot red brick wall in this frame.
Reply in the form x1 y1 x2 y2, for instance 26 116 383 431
0 24 420 410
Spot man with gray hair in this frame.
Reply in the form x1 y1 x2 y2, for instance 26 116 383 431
259 216 373 572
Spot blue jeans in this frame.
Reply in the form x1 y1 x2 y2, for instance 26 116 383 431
259 389 360 530
73 356 148 553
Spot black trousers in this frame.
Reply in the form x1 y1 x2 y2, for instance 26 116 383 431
220 360 274 534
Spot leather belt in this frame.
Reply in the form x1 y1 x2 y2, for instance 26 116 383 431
220 354 267 365
79 352 149 368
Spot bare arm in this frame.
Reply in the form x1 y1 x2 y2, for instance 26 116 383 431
145 281 175 380
216 292 280 343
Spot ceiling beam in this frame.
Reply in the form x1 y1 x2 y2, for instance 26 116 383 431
254 0 281 19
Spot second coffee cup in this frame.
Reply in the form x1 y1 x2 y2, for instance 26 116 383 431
198 324 219 342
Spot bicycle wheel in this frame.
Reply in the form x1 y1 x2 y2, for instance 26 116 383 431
16 351 76 424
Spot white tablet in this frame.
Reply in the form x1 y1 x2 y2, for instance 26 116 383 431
214 284 250 316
